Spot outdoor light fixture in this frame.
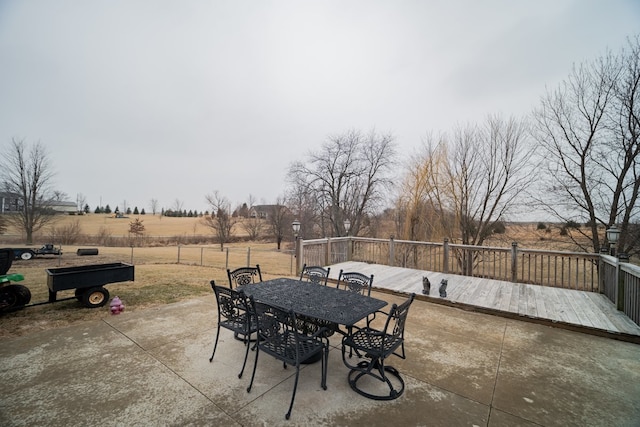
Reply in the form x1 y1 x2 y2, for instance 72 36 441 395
292 219 301 236
344 219 351 235
606 226 620 244
606 225 621 256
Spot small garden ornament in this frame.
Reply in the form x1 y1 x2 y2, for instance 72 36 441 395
439 279 448 298
110 296 125 315
422 277 431 295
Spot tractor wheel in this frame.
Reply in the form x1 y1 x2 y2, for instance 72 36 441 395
20 251 33 260
13 284 31 306
81 287 109 308
0 284 30 312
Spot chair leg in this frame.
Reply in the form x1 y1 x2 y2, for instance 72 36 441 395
209 325 221 362
247 344 260 393
286 365 301 420
321 345 328 390
238 329 252 379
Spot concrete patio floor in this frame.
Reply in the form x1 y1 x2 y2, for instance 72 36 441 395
1 290 639 426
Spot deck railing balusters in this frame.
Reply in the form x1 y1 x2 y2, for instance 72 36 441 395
302 237 638 326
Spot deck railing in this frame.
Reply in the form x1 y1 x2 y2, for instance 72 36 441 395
600 254 640 325
298 236 639 325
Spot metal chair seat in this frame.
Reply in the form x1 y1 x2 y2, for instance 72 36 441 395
347 327 403 356
341 293 415 401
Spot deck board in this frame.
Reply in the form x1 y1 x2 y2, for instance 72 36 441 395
326 261 640 338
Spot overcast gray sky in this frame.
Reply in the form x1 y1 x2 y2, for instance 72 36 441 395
1 1 638 214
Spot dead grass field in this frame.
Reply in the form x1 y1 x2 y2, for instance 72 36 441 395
3 213 235 242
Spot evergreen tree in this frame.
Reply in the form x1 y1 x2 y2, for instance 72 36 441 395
105 205 112 214
133 206 139 215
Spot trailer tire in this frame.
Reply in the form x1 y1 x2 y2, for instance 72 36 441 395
20 251 33 260
81 287 109 308
77 248 99 256
75 288 84 301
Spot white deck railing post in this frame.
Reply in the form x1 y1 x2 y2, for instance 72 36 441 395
443 238 449 274
511 242 518 283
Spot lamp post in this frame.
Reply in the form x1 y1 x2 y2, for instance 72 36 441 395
343 218 351 262
606 225 620 256
292 220 301 272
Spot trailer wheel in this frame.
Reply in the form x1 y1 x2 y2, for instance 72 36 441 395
20 251 33 260
81 287 109 308
74 288 84 301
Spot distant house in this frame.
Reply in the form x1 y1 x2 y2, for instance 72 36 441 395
0 192 20 213
0 192 77 214
49 201 78 213
249 205 285 219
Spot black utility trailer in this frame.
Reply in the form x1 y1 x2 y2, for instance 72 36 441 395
12 244 62 260
46 263 135 308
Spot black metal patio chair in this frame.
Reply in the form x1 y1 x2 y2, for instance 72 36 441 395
227 265 263 289
209 280 256 379
337 270 374 296
341 293 415 400
297 265 337 337
247 298 329 420
299 264 331 286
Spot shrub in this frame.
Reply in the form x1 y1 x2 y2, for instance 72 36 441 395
566 220 580 229
492 221 506 234
49 219 83 244
537 222 547 230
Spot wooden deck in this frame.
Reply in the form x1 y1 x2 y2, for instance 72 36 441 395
327 261 640 341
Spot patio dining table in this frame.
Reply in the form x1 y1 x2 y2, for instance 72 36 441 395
238 277 387 332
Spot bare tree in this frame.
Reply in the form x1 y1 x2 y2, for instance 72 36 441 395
396 133 448 242
401 115 533 247
52 191 67 201
149 198 159 215
267 196 293 250
287 129 396 237
202 191 236 250
0 138 57 243
286 182 320 239
242 216 263 240
173 199 184 214
76 193 87 213
533 36 640 255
